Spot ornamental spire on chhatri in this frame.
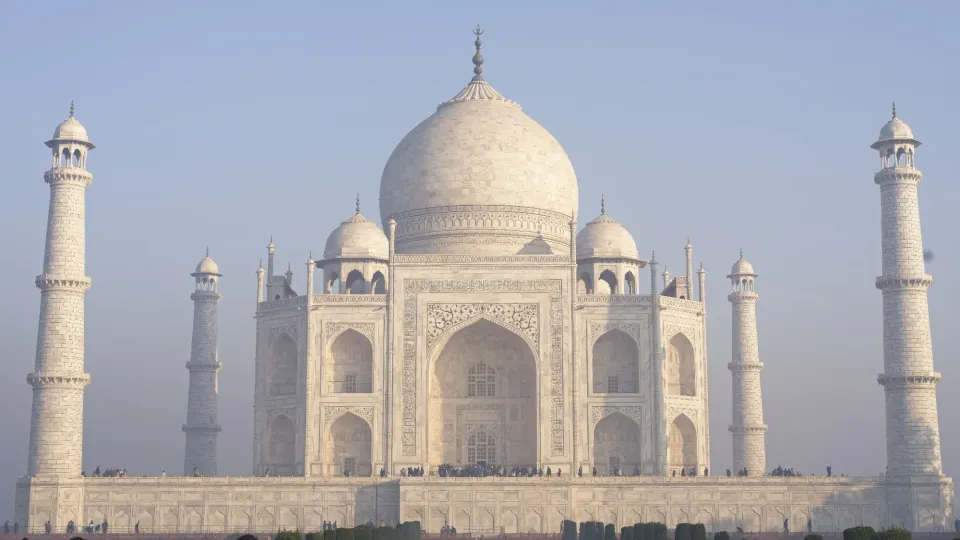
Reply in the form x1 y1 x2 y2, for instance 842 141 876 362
440 25 517 109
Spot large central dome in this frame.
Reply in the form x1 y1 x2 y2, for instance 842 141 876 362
379 30 579 255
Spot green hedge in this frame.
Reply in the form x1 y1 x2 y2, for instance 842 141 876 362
676 523 692 540
323 529 337 540
621 525 634 540
305 533 322 540
562 520 576 540
714 532 730 540
877 527 910 540
844 526 877 540
276 531 302 540
336 527 355 540
355 525 373 540
804 535 824 540
692 523 707 540
605 523 616 540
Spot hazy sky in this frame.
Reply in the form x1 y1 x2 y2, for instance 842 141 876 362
2 1 959 518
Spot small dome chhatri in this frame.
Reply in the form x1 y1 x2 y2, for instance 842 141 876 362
876 102 916 143
49 101 95 148
575 196 640 261
323 195 389 261
194 248 221 276
728 249 756 277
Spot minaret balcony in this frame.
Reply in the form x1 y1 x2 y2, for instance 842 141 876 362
874 167 922 185
875 273 932 290
26 372 90 388
877 372 941 388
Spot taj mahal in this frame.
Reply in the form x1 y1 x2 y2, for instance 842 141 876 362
14 29 955 534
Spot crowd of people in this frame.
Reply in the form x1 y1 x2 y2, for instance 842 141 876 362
82 465 128 477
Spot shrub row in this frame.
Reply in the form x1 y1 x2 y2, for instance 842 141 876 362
272 520 421 540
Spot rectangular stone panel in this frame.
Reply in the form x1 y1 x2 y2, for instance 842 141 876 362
477 492 497 502
452 491 473 502
501 491 520 502
430 491 449 502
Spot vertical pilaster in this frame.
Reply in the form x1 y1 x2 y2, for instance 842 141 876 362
385 218 397 474
648 252 664 475
569 215 579 470
303 257 315 475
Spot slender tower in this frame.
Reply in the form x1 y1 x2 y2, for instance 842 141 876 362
684 240 694 300
871 105 944 479
182 250 223 476
727 252 767 476
27 103 94 477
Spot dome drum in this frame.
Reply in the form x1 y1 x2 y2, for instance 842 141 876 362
388 204 573 255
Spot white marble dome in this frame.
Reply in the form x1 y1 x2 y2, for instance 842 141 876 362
878 116 914 142
729 257 755 276
576 204 639 260
194 255 220 275
323 210 389 261
379 48 579 255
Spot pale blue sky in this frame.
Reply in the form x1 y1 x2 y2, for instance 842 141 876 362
2 1 959 518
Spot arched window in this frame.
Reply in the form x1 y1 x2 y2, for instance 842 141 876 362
579 273 593 294
268 333 298 397
371 271 386 294
598 269 618 295
624 272 637 294
666 333 696 397
72 149 81 167
467 363 496 397
61 148 70 167
267 415 296 475
326 271 340 294
329 329 373 394
467 431 497 464
344 269 366 294
592 330 640 394
668 414 697 473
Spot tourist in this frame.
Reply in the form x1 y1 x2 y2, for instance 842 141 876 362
135 520 140 534
102 518 109 533
45 519 51 534
161 469 166 477
3 521 8 534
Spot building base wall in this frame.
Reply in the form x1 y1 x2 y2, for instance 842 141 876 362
14 475 954 534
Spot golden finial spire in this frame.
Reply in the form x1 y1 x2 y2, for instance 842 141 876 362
472 25 484 79
740 248 744 259
356 193 361 215
206 246 210 257
892 102 897 120
600 194 606 215
69 100 75 117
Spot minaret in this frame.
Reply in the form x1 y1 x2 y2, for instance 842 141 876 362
182 250 223 476
871 105 944 477
266 236 276 279
662 268 670 291
727 251 767 476
684 240 694 300
256 260 265 303
27 103 94 477
697 262 706 303
649 251 665 474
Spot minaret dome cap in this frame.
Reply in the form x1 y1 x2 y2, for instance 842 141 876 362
728 251 756 278
872 103 920 148
193 254 221 276
47 101 95 148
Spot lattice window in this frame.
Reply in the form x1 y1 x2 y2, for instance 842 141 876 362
467 431 497 464
467 363 496 397
609 456 621 473
343 456 356 475
607 375 620 393
344 374 358 393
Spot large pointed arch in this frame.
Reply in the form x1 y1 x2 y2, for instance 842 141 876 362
666 333 696 396
325 412 372 476
327 328 373 394
428 318 538 467
592 329 640 394
593 411 641 474
267 333 298 397
427 313 539 366
265 414 296 476
668 413 697 474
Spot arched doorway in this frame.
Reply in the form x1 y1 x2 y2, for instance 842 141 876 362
592 329 640 394
265 415 295 476
666 333 696 396
593 412 641 475
328 329 373 394
267 333 298 397
668 414 697 475
326 412 372 476
429 319 537 468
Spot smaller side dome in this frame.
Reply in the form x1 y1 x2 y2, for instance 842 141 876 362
194 255 220 275
878 117 914 142
575 200 639 260
323 210 389 261
728 254 755 277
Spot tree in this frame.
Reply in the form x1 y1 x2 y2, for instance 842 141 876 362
355 525 373 540
324 529 337 540
621 525 634 540
693 523 707 540
675 523 692 540
563 520 577 540
843 526 877 540
714 532 731 540
605 523 617 540
877 527 910 540
276 531 303 540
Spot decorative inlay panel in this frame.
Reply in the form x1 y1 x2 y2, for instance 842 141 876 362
590 406 643 427
323 406 374 427
268 407 297 423
268 324 299 346
324 322 376 344
426 303 539 354
589 322 642 344
666 403 699 424
402 279 564 457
